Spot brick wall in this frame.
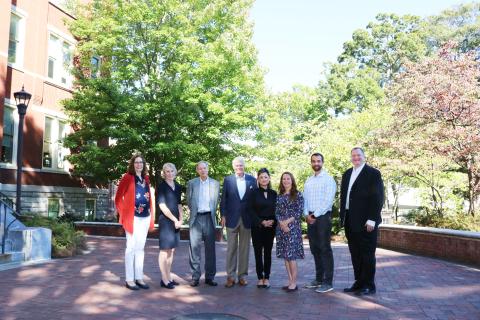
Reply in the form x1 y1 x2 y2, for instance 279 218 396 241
378 224 480 267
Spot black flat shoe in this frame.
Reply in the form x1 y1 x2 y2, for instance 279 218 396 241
205 279 218 286
355 287 376 296
125 282 140 290
170 280 180 286
135 280 150 289
190 280 200 287
161 280 175 289
286 286 298 292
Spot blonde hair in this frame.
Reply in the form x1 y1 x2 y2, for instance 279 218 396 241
162 162 177 178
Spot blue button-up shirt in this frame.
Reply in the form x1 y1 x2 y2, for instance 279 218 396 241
303 170 336 217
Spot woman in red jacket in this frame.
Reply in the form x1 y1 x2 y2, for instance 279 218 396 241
115 153 155 290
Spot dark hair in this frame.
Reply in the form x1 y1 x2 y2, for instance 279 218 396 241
351 147 365 155
279 172 298 201
257 168 272 189
127 153 148 177
311 152 324 162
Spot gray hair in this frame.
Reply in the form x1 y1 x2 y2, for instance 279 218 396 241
196 161 209 169
162 162 177 177
232 156 245 167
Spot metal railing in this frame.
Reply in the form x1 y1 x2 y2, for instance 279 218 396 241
0 192 19 255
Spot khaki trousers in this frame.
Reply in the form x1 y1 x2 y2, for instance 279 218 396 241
226 218 251 280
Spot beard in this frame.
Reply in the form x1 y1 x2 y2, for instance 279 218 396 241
312 165 322 172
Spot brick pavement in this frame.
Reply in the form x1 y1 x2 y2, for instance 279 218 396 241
0 236 479 320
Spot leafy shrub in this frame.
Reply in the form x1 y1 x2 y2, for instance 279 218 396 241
20 215 87 258
404 208 480 232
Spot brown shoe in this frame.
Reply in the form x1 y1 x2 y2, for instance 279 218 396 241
225 278 235 288
238 278 248 286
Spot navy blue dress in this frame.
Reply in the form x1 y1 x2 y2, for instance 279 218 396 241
157 181 182 249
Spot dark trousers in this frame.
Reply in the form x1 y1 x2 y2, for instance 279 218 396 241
345 214 378 289
307 212 334 285
251 225 275 280
189 214 216 281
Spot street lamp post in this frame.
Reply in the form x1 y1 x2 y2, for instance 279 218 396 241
13 86 31 214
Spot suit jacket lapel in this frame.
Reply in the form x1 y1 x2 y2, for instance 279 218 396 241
232 175 242 200
351 165 368 191
209 178 215 211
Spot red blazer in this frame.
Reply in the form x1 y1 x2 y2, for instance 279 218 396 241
115 173 155 234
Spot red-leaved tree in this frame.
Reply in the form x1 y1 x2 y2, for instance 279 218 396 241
389 43 480 216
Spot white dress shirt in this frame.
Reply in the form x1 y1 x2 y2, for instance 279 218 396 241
236 174 246 200
303 170 336 217
198 177 210 213
345 163 375 227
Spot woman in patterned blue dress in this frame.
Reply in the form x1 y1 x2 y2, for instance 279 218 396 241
276 172 305 292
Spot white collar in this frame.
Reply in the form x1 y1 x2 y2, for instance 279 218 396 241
353 163 366 173
312 169 326 178
200 177 209 184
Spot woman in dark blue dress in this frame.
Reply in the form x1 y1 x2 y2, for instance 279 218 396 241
157 162 183 289
276 172 304 292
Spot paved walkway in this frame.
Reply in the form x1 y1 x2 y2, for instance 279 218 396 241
0 237 479 320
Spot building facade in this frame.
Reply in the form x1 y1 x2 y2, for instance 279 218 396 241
0 0 112 219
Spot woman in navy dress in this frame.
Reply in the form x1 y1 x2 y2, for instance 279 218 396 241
157 162 183 289
276 172 304 292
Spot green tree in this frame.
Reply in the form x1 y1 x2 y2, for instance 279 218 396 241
64 0 263 184
426 2 480 52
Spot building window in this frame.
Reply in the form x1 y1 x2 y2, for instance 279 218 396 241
43 117 53 168
85 199 96 221
91 56 100 78
48 199 60 218
1 107 15 163
42 117 70 170
8 12 24 65
57 121 68 169
47 33 73 86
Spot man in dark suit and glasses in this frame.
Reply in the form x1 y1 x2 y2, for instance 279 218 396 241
220 156 257 288
340 147 384 296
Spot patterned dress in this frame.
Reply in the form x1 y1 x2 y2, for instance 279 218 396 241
275 192 305 261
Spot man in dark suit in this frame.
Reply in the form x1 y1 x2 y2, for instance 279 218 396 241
340 147 384 296
220 156 256 288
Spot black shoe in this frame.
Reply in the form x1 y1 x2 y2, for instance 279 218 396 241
161 280 175 289
344 284 361 293
170 280 180 286
190 279 200 287
135 280 150 289
355 287 376 296
125 282 140 290
286 286 298 292
205 279 218 286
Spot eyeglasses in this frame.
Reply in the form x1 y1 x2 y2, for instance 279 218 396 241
134 161 144 164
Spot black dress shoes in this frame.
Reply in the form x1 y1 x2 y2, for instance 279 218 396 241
170 280 180 286
161 280 175 289
190 280 200 287
355 287 376 296
125 282 140 290
135 280 150 289
205 279 218 286
343 285 361 293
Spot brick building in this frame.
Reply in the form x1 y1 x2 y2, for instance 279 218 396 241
0 0 111 219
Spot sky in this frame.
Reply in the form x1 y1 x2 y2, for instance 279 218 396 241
250 0 470 92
